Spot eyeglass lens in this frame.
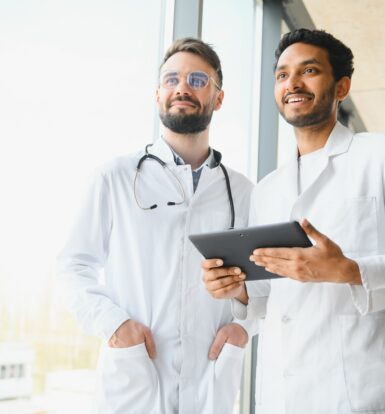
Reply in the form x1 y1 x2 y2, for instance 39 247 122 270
160 71 209 90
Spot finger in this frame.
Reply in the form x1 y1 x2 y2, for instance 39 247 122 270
143 329 157 359
209 274 245 292
211 282 244 300
208 330 227 360
203 266 242 282
300 218 327 245
251 247 296 259
201 258 223 270
262 259 308 280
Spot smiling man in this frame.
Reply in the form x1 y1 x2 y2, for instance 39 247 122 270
203 29 385 414
57 38 256 414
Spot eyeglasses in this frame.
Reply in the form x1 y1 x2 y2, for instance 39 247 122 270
160 71 221 91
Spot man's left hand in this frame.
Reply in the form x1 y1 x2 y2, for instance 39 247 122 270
208 323 248 360
250 218 362 285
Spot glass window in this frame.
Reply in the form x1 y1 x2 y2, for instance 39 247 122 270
0 1 165 411
202 0 256 178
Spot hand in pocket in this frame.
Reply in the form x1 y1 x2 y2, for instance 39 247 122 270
108 319 156 358
208 322 248 360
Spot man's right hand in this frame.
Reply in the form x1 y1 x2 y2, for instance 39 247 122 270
202 259 249 304
108 319 156 359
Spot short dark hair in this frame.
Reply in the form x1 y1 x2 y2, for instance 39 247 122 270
161 37 223 88
275 29 354 80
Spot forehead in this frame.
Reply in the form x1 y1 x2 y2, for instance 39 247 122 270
276 42 332 71
161 51 214 74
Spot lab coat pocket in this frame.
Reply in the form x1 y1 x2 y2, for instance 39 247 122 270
339 313 385 411
212 343 245 413
96 342 160 414
327 196 377 255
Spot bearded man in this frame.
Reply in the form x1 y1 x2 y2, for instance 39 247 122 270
57 37 256 414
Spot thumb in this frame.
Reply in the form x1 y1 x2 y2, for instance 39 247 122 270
208 331 226 360
143 329 157 359
300 218 327 246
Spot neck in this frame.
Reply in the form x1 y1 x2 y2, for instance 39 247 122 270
163 128 210 170
294 116 337 156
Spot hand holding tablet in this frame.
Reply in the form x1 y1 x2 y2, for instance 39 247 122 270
189 221 312 281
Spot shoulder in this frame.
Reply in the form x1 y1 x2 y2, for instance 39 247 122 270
350 131 385 160
94 149 144 179
352 131 385 146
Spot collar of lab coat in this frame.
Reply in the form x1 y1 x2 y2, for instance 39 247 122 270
322 121 354 158
147 137 223 169
275 121 355 210
285 121 354 165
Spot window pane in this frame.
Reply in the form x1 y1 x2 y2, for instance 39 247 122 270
0 1 164 411
202 0 256 177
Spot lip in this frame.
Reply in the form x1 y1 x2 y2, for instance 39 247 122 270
171 101 196 108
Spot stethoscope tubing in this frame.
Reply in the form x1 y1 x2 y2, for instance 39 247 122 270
134 144 235 229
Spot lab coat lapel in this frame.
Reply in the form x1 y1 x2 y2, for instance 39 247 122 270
289 122 354 221
297 121 354 198
275 122 354 220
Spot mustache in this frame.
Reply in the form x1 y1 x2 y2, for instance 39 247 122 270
168 96 201 108
283 90 314 103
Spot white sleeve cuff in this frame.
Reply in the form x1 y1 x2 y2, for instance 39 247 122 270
349 259 371 315
231 297 268 321
231 298 248 320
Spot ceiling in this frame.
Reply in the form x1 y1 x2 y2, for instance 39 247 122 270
301 0 385 133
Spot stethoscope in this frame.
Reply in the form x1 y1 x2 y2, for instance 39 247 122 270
134 144 235 229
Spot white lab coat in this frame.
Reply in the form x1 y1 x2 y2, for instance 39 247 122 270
234 122 385 414
57 138 256 414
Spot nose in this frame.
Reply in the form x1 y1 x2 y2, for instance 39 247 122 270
285 73 304 92
174 76 192 95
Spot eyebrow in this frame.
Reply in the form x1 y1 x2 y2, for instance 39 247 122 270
160 70 178 76
275 58 323 72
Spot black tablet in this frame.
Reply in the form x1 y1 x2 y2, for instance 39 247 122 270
189 221 312 280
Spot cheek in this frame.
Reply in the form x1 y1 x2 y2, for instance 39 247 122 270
274 85 283 105
157 91 171 108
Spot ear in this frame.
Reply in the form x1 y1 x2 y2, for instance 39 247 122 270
214 89 224 111
336 76 351 103
156 88 160 104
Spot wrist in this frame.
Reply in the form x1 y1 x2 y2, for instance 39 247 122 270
236 284 249 305
343 258 362 285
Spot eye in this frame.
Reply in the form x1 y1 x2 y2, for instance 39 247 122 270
304 67 317 74
276 72 287 81
189 72 209 89
163 76 179 87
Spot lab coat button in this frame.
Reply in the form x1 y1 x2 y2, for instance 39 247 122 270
281 315 291 323
283 370 293 379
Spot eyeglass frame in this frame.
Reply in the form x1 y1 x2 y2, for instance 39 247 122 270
159 70 222 91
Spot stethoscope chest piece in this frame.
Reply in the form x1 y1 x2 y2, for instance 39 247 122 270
134 144 185 210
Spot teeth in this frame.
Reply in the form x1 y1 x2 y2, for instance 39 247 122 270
286 96 310 104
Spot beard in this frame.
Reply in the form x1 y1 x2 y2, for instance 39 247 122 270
280 83 336 128
159 97 214 134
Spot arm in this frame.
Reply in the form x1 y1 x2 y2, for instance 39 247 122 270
250 219 361 285
250 219 385 314
57 170 151 346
